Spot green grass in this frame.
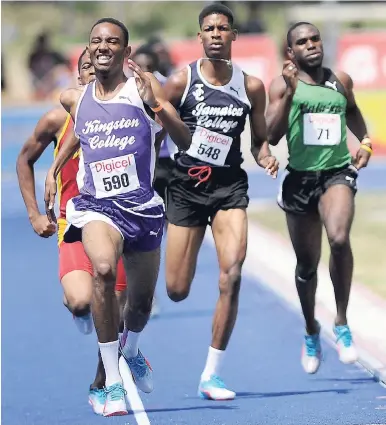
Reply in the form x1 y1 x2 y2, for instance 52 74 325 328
248 192 386 298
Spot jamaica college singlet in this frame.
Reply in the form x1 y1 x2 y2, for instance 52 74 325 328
178 59 251 168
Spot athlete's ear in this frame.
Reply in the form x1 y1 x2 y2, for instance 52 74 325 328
197 29 203 44
125 46 132 58
77 76 82 86
287 46 295 61
231 28 238 41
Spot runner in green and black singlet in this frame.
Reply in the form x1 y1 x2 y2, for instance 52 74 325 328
286 74 352 171
266 21 372 376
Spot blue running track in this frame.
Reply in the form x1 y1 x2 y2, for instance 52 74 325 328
2 106 386 425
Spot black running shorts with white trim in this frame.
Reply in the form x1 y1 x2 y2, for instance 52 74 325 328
277 163 358 215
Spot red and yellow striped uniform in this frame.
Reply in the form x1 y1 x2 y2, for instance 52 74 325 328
54 114 81 246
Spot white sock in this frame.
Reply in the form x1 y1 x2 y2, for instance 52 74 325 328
122 329 140 358
98 340 122 387
201 346 225 381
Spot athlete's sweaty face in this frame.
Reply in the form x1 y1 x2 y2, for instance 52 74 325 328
288 25 324 69
89 23 130 74
199 13 236 59
78 51 96 85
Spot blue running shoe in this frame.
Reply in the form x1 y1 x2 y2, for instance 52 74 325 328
103 382 128 417
301 322 322 374
198 375 235 400
88 387 106 415
334 324 358 364
119 335 153 393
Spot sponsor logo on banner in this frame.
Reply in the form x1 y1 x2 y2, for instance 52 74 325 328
337 31 386 153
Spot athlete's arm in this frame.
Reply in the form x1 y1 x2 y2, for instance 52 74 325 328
162 68 188 109
336 70 372 169
246 75 278 177
336 71 369 142
146 72 191 151
44 89 81 219
45 129 80 221
265 76 295 146
16 107 67 237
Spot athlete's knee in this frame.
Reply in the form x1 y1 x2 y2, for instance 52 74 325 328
72 302 91 317
167 282 190 302
128 294 152 316
295 263 318 283
219 264 242 300
328 230 350 252
93 261 116 287
166 270 192 302
64 295 90 317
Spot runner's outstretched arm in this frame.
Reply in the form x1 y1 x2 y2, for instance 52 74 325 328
17 107 67 237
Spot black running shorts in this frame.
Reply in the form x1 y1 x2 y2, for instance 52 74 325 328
154 156 174 203
278 163 358 215
166 159 249 227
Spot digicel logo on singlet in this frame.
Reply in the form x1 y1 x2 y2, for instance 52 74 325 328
198 127 231 146
93 155 133 174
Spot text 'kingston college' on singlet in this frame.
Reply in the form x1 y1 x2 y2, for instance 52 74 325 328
178 59 251 167
74 78 162 201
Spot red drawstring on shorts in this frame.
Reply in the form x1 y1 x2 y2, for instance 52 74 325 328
188 165 212 187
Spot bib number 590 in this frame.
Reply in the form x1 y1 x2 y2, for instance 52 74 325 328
103 173 130 192
197 143 220 161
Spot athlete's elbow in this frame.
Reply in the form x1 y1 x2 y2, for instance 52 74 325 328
16 152 30 174
268 136 280 146
266 129 278 146
174 129 191 151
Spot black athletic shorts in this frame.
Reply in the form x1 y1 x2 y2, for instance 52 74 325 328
278 163 358 215
166 156 249 227
154 156 174 203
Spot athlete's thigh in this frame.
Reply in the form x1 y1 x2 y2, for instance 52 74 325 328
82 220 123 270
319 184 355 241
122 247 161 302
59 241 94 303
165 223 206 290
286 212 322 267
211 208 247 271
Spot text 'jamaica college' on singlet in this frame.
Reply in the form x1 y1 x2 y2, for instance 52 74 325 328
74 78 162 203
286 68 352 172
178 59 251 168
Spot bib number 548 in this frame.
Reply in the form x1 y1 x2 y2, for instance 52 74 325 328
103 173 130 192
197 143 220 161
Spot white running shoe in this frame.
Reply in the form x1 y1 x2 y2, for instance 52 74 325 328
198 375 236 401
88 387 106 415
103 382 128 417
334 325 358 364
301 323 322 374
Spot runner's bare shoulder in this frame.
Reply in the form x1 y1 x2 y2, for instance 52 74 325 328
268 76 287 100
163 67 189 106
243 73 265 100
60 87 84 115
